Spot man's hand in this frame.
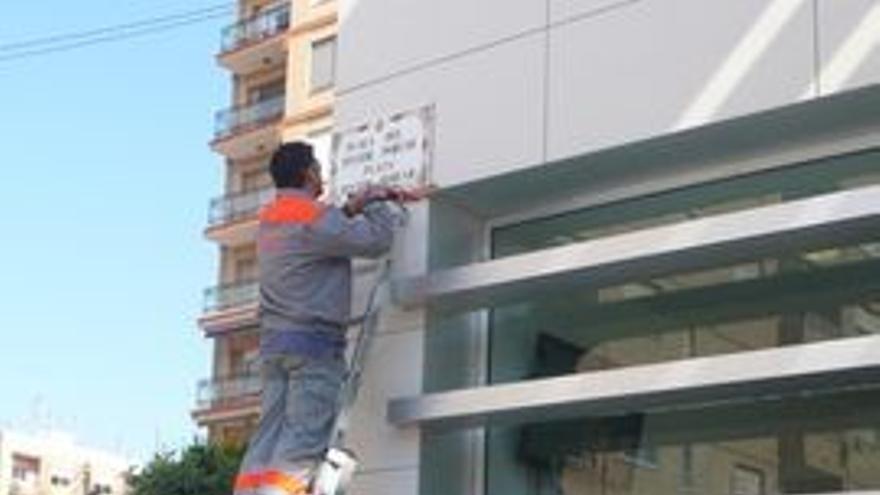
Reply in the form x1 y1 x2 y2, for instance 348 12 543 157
384 185 432 203
343 185 432 216
343 185 386 217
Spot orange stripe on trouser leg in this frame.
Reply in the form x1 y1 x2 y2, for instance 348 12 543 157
234 470 307 494
234 471 264 491
262 470 308 495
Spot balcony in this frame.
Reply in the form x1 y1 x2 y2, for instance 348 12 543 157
193 373 262 422
200 279 260 335
206 187 273 244
212 95 285 159
205 278 258 313
221 3 290 53
218 3 290 73
209 187 274 226
215 95 285 141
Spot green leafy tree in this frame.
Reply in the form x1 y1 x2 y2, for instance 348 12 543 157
128 442 244 495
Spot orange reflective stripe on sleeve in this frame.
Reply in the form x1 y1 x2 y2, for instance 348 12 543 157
234 469 308 495
259 197 322 225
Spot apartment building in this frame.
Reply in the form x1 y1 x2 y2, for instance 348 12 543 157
325 1 880 494
194 0 337 445
0 430 129 495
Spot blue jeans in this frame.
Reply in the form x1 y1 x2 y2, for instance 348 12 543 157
237 352 347 483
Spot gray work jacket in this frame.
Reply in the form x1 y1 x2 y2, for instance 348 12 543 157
258 188 399 337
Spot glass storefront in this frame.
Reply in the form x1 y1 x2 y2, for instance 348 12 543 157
480 151 880 494
485 242 880 494
488 243 880 383
487 388 880 495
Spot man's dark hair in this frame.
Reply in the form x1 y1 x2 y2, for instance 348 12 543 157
270 141 315 188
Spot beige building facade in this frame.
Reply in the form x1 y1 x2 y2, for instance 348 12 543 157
0 430 129 495
195 0 337 446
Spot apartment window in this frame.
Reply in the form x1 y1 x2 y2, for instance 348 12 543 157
310 36 336 93
91 484 113 494
220 423 252 447
248 79 285 104
50 475 71 486
240 167 270 193
233 245 258 282
12 455 39 484
228 330 259 370
235 258 257 282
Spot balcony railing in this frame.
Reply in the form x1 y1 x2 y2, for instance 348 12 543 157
204 279 258 313
214 94 285 140
220 3 291 53
209 187 274 226
196 373 262 410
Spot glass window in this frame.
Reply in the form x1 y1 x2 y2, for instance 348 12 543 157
240 168 270 193
310 36 336 93
488 241 880 385
231 244 258 283
486 387 880 494
12 455 39 485
247 79 285 104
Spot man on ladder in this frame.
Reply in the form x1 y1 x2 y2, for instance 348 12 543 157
233 142 422 495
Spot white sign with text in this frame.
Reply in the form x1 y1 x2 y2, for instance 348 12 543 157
330 105 435 204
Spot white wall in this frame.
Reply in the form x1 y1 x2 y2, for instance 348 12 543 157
337 0 545 92
340 0 880 190
817 0 880 96
336 32 546 188
342 205 429 493
547 0 814 160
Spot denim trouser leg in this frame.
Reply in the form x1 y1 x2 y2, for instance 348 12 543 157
272 353 346 466
238 357 289 474
236 352 347 493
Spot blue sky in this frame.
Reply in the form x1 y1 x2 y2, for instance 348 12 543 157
0 1 229 463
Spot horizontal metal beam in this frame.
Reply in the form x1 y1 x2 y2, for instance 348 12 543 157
388 335 880 429
394 185 880 312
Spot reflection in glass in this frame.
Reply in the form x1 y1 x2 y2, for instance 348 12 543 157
487 387 880 495
490 242 880 384
483 151 880 494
